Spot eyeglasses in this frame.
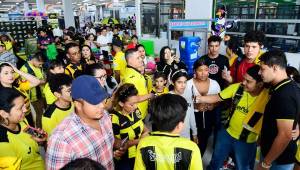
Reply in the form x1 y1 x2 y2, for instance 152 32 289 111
95 74 107 80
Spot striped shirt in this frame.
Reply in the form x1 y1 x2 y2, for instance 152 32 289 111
46 112 114 170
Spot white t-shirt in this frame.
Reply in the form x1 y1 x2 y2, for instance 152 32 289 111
97 35 111 52
86 28 96 35
184 78 221 112
53 28 63 37
169 91 197 139
104 76 118 95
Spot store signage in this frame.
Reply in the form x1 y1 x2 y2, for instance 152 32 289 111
169 19 208 30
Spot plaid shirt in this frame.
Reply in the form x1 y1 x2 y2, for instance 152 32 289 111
46 112 114 170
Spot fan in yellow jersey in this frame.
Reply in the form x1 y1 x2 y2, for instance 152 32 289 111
112 38 126 83
0 88 46 170
0 62 44 127
295 142 300 170
134 94 203 170
122 49 153 119
111 83 149 170
64 43 83 79
20 52 46 128
42 74 73 136
43 60 65 106
196 65 269 169
151 72 169 96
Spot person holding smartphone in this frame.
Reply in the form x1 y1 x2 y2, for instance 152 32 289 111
0 87 46 170
111 83 149 170
157 46 187 87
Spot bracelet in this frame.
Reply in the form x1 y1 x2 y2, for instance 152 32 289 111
261 161 272 169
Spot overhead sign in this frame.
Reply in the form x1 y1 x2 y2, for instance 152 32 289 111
169 19 209 30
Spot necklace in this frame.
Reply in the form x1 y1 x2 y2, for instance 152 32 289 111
246 93 257 113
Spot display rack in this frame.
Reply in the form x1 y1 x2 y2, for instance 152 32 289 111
0 20 37 47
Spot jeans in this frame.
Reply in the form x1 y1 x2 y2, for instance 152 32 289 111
270 163 294 170
260 155 294 170
208 128 256 170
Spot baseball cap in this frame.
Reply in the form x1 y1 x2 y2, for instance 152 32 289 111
71 75 109 105
112 37 123 47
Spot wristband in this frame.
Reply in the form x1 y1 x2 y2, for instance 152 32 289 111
261 161 272 169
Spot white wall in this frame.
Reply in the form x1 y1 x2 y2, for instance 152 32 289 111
286 53 300 71
185 0 213 19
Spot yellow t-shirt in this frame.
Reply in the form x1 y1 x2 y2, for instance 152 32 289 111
219 83 258 143
0 156 21 170
296 140 300 164
0 121 45 170
111 109 144 159
122 67 149 119
113 51 126 80
4 41 13 52
144 74 153 93
134 131 203 170
151 87 169 96
14 80 31 116
20 63 45 102
65 63 83 80
42 103 74 136
43 82 57 105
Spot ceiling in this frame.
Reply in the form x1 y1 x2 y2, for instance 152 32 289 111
219 0 300 4
0 0 134 12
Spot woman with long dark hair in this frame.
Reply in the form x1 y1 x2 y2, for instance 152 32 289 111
156 46 187 85
0 62 43 127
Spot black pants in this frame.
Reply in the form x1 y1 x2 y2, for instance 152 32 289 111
195 110 216 156
114 157 135 170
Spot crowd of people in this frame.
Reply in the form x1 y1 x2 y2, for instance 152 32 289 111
0 21 299 170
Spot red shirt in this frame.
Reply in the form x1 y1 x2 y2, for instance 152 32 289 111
230 58 256 83
127 43 136 50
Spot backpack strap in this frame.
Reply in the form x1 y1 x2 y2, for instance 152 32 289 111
234 55 244 82
225 85 244 128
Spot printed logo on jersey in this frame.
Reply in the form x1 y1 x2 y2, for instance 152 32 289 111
208 64 219 74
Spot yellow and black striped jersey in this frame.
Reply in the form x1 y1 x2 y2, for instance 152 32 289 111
42 103 74 136
0 121 45 170
134 131 203 170
111 109 144 159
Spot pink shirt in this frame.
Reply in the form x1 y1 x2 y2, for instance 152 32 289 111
46 112 114 170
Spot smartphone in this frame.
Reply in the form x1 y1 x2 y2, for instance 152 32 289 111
23 126 47 139
224 66 228 72
171 48 176 57
121 136 129 147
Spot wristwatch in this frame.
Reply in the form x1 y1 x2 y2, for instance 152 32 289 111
261 161 272 169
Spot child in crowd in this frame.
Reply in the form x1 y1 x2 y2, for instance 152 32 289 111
42 73 73 136
169 69 197 141
111 83 149 170
43 60 65 106
134 94 203 170
20 52 46 128
151 72 169 96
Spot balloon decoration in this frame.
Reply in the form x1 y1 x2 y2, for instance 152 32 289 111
211 5 238 39
26 11 47 18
